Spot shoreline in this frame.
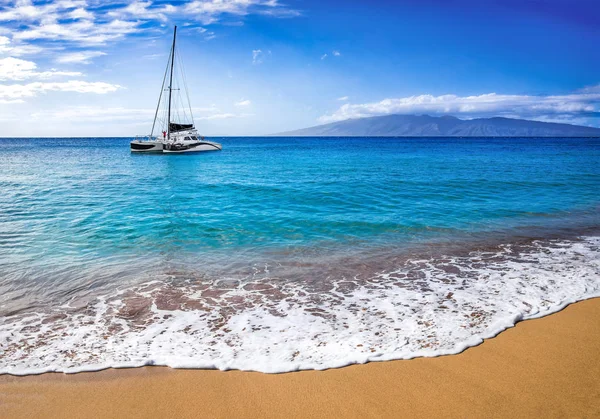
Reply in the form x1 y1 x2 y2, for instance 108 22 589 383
3 292 600 377
3 235 598 376
2 298 599 418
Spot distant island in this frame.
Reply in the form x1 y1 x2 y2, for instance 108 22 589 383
274 114 600 137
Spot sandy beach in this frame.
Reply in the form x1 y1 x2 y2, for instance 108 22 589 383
0 298 598 418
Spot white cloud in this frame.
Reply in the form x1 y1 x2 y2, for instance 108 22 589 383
337 96 349 101
0 80 122 99
0 0 141 45
0 1 134 48
107 1 175 22
0 1 301 51
252 49 263 64
195 26 216 39
322 51 340 60
55 50 106 64
0 35 44 56
192 105 220 113
184 0 300 25
235 98 251 107
197 113 237 120
68 7 94 20
259 7 301 18
0 57 82 81
30 106 153 121
0 0 82 22
25 104 240 122
97 0 301 26
14 19 140 45
578 84 600 94
319 89 600 123
0 98 25 104
142 53 163 60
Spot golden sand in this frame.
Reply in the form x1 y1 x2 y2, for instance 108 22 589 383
1 298 599 418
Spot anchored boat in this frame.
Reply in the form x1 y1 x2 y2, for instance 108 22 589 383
131 26 222 154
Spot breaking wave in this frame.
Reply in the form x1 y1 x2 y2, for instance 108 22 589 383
1 236 599 375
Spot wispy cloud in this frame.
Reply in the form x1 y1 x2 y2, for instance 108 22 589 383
259 7 301 18
319 87 600 125
252 49 263 64
0 0 139 46
0 0 81 22
107 1 175 22
0 57 81 81
25 104 247 122
14 19 140 45
0 80 122 99
142 53 164 60
0 35 44 56
0 98 25 104
337 96 349 101
197 113 237 120
0 1 301 50
30 106 153 121
55 50 106 64
322 50 340 60
183 0 300 25
235 98 251 107
190 25 217 40
68 7 94 21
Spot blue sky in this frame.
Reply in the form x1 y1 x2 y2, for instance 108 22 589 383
0 0 599 136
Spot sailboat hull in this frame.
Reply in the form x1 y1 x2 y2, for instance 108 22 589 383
162 141 222 153
130 140 222 153
130 140 163 153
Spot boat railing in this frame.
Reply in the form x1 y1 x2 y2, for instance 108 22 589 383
135 134 160 142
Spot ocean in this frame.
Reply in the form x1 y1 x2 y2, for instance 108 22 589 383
1 136 599 374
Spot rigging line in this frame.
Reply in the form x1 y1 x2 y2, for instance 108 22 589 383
177 46 194 126
179 95 186 122
175 54 187 122
171 60 185 123
174 69 184 122
167 26 177 141
175 49 185 121
151 41 172 137
161 84 169 133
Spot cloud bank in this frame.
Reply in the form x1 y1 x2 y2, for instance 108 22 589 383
319 87 600 125
0 1 300 105
0 80 121 99
0 0 301 51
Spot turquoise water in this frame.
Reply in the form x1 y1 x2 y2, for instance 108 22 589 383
1 137 599 374
3 137 599 257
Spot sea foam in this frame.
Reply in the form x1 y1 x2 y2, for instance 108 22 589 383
1 236 599 375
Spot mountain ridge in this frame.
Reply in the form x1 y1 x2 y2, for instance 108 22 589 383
273 114 600 137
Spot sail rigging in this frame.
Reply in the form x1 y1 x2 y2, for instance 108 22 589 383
167 25 176 139
151 26 195 140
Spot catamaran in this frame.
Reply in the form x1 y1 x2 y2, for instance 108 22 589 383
131 26 222 153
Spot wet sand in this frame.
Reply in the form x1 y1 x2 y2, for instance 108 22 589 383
1 298 599 419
